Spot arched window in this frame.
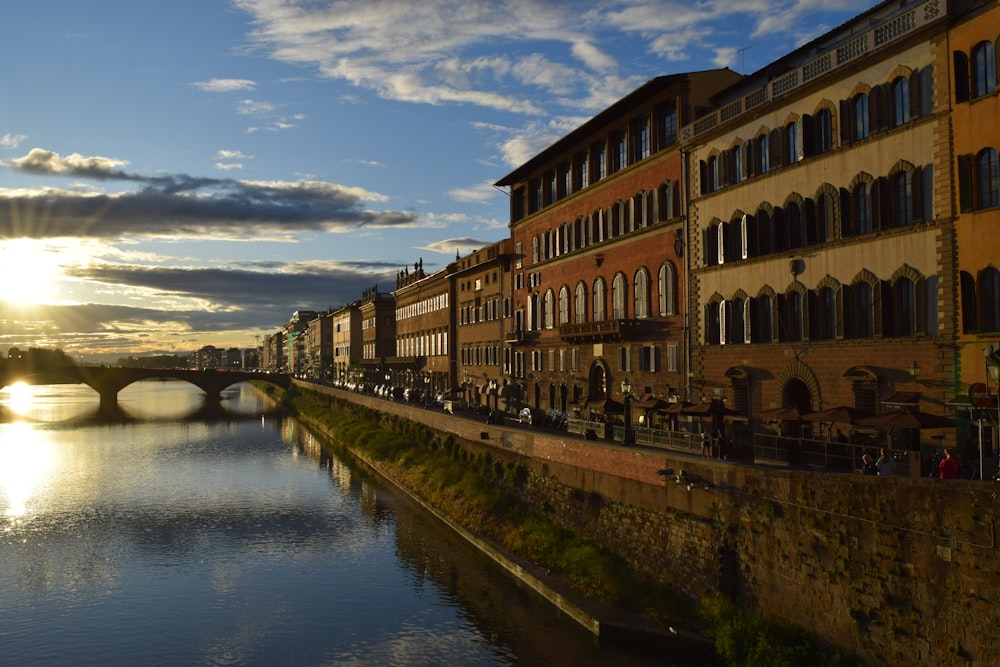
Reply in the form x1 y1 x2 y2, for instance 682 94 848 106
593 278 606 321
612 273 627 319
779 291 803 342
816 108 833 154
894 278 916 337
786 122 799 164
853 93 870 141
853 182 873 235
733 144 743 183
750 294 773 343
845 281 874 339
658 262 676 316
574 282 587 324
972 40 997 98
706 300 721 345
543 289 555 329
531 235 540 263
978 148 1000 209
810 286 837 340
634 268 650 319
758 133 770 174
787 201 805 249
982 267 1000 331
892 77 910 127
894 171 914 227
707 155 719 193
558 286 570 325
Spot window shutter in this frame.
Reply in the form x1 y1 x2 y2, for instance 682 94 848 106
954 51 970 103
874 177 890 230
744 297 752 343
958 154 974 212
839 100 852 145
700 160 708 195
872 281 884 338
744 139 755 178
839 187 852 237
921 163 933 222
795 120 805 162
960 271 978 333
872 84 890 133
717 223 726 265
719 299 728 345
769 128 784 168
909 69 922 120
912 167 924 223
740 214 749 259
915 277 927 336
918 66 934 116
802 114 815 157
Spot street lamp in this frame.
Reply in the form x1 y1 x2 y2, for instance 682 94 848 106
621 377 634 446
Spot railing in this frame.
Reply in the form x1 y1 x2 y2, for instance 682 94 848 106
567 418 701 453
753 434 923 476
558 318 654 342
679 0 945 145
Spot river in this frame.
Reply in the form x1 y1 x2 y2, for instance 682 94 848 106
0 380 679 666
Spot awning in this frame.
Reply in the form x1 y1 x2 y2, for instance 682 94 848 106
663 400 694 414
683 400 737 417
882 392 920 407
757 406 805 421
856 410 954 429
634 392 668 410
497 385 509 397
800 406 866 424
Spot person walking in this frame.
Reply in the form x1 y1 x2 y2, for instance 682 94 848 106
875 448 893 476
939 448 960 479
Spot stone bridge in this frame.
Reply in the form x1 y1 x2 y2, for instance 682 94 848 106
0 365 291 410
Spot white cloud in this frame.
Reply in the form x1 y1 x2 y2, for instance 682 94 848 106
1 133 27 150
193 78 257 92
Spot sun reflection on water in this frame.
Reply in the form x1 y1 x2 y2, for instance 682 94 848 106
0 421 59 518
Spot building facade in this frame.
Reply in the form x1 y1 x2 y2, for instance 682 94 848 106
391 259 454 401
496 70 741 426
452 240 512 411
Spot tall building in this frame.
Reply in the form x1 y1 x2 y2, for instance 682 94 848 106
391 258 453 400
495 70 741 429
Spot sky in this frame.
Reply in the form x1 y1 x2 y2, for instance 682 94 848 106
0 0 879 361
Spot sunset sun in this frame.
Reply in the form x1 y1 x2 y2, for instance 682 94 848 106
0 240 62 305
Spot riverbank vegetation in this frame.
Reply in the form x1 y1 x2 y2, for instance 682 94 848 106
270 383 864 667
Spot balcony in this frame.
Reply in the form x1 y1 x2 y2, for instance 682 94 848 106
558 319 663 343
504 330 538 345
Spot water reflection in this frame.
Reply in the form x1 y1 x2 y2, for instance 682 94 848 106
0 422 59 517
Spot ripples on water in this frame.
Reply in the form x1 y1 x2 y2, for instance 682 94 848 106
0 381 676 666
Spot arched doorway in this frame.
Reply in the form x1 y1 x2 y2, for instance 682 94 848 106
588 362 608 401
782 378 813 437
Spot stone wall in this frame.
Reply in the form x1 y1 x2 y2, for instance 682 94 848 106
302 383 999 665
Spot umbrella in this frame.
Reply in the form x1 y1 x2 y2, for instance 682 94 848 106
585 397 624 414
757 406 804 421
634 392 669 410
662 400 695 414
683 400 737 417
855 410 954 429
800 406 865 424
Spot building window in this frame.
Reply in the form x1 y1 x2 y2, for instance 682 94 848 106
786 121 799 164
894 278 916 337
778 291 803 342
893 171 914 227
595 143 607 181
618 346 631 372
758 133 769 174
816 108 833 154
750 294 773 343
658 262 676 316
979 148 1000 209
558 286 569 325
543 289 555 329
982 267 1000 332
853 182 873 235
892 76 910 127
593 277 606 321
638 345 658 371
577 153 589 189
810 286 837 340
574 282 587 323
612 273 627 319
634 117 650 161
972 40 997 99
634 268 650 319
666 344 678 372
705 301 721 345
853 93 870 141
613 129 628 172
661 108 678 148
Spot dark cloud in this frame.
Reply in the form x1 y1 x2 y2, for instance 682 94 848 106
0 148 419 239
66 263 398 314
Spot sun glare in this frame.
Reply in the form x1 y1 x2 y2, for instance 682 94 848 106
5 382 35 415
0 240 61 305
1 422 59 518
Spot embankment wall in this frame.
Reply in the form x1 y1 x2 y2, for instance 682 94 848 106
298 383 999 666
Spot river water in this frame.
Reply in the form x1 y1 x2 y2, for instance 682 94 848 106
0 380 677 666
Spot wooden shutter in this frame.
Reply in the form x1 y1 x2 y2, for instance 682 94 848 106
954 51 970 104
839 100 852 145
958 154 974 212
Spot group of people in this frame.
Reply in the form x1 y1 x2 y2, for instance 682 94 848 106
860 448 894 476
701 429 728 459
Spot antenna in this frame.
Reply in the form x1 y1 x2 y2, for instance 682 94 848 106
737 46 752 75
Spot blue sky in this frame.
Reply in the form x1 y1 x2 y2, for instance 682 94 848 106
0 0 877 360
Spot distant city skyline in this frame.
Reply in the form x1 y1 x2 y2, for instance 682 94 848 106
0 0 878 360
